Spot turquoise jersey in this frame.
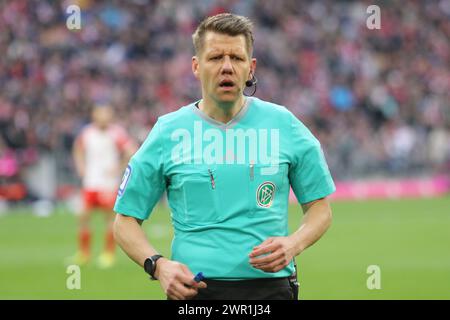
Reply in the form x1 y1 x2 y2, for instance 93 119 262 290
114 97 335 280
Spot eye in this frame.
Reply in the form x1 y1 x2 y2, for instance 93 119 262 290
231 56 244 61
210 56 222 61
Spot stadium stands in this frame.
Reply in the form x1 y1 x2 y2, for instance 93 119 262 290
0 0 449 202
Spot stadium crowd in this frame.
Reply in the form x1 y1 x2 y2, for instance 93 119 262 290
0 0 449 201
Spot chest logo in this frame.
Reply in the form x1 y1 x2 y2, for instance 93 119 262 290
256 182 276 208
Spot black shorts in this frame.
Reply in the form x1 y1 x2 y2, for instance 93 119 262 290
191 276 299 300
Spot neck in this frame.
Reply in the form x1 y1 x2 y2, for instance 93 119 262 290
199 95 246 124
95 123 109 131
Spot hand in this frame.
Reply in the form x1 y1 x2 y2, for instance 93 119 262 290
249 237 296 273
154 258 207 300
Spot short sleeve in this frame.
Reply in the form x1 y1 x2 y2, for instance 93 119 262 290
288 115 336 204
113 125 134 152
113 121 165 220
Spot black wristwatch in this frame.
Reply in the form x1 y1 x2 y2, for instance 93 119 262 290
144 255 164 280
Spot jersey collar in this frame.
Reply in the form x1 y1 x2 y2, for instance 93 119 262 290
191 97 252 129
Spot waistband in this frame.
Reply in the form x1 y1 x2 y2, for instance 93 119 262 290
203 277 291 289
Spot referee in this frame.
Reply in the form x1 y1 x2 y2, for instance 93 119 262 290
113 13 335 300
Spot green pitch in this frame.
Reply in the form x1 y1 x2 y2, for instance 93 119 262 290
1 196 449 299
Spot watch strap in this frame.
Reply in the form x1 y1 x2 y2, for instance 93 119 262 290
144 255 163 280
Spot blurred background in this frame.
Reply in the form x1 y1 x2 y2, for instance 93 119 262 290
0 0 449 299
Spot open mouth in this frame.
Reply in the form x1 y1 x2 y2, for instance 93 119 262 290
219 80 235 88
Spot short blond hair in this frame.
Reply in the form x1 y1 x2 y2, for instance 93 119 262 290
192 13 254 56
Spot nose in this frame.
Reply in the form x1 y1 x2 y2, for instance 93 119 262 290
220 56 233 74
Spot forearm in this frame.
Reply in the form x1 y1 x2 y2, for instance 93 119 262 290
113 214 158 267
72 147 85 178
113 214 206 299
289 200 332 256
120 146 136 173
74 158 85 178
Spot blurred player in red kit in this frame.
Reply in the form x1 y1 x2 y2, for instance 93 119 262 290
70 105 137 268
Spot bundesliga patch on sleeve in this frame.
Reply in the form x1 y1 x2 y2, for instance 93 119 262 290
118 165 132 197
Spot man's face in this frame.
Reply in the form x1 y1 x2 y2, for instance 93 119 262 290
192 32 256 105
92 106 113 130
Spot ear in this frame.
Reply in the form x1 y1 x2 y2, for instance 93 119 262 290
248 58 257 80
192 56 200 79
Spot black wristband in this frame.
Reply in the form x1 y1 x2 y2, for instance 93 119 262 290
143 258 153 275
144 255 163 280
